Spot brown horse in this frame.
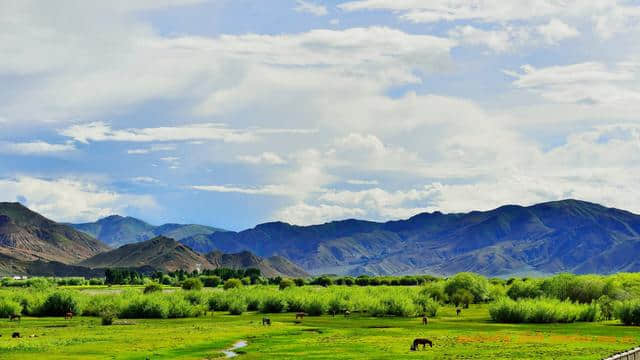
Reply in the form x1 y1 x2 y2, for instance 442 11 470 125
422 316 428 325
262 317 271 326
9 314 20 322
12 332 20 338
456 308 461 317
295 312 306 320
410 338 433 351
65 312 74 320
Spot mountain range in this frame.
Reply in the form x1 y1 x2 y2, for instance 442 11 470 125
179 199 640 276
2 199 640 277
71 215 226 248
0 203 305 277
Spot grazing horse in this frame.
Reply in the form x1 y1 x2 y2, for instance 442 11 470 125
295 312 306 320
410 338 433 351
422 316 428 325
344 310 350 317
65 312 74 320
456 308 461 317
12 332 20 338
262 317 271 326
9 314 20 322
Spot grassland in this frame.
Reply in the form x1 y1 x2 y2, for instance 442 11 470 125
1 300 638 359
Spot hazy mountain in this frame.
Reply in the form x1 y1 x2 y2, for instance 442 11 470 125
79 236 308 277
0 203 109 263
180 199 640 276
72 216 226 247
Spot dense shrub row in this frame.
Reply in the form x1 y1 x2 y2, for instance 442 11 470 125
489 298 601 323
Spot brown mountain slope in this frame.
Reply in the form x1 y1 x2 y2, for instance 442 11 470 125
79 236 210 272
205 250 308 278
0 203 109 263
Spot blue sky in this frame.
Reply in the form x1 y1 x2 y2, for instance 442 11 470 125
1 0 639 230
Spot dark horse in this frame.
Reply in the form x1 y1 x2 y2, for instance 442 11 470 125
295 312 306 320
344 310 350 317
9 314 20 322
65 312 74 320
410 338 433 351
422 316 428 325
456 308 461 316
262 317 271 326
12 332 20 338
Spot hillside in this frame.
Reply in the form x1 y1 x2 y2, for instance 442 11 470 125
180 199 640 276
205 250 308 278
72 216 225 247
79 236 211 272
79 236 307 277
0 203 109 263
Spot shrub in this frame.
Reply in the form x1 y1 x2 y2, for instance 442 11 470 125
223 279 243 290
489 298 598 324
304 297 327 316
89 278 104 286
451 289 474 308
616 300 640 326
597 295 615 320
328 296 348 315
279 279 294 290
208 293 230 311
201 276 222 288
183 291 206 305
120 294 168 319
414 296 439 317
420 283 447 303
371 295 417 317
0 297 22 317
294 278 306 287
181 278 203 291
101 309 117 325
445 273 490 303
285 295 306 312
40 291 82 316
241 277 251 285
166 296 196 318
144 283 163 294
228 297 248 315
260 294 287 313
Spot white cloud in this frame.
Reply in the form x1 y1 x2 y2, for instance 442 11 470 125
127 144 176 155
347 179 379 185
537 19 580 44
274 202 366 225
294 0 328 16
0 176 158 222
0 141 75 155
191 184 292 196
61 122 314 144
505 62 640 105
131 176 160 184
448 25 527 53
237 152 287 165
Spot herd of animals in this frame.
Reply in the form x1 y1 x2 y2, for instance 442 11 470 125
4 307 464 351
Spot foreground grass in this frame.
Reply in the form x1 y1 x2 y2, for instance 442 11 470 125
1 305 638 359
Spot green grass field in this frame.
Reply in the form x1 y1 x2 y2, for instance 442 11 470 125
1 304 637 359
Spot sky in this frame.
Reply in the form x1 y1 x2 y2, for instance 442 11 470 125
1 0 640 230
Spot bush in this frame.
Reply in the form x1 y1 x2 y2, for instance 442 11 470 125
201 276 222 288
414 296 439 317
228 297 247 315
120 294 168 319
420 283 447 303
294 278 306 287
144 283 163 294
89 278 104 286
304 297 327 316
328 296 348 315
489 298 599 324
0 297 22 317
279 279 294 290
208 293 230 311
451 289 474 308
181 278 203 291
224 279 243 290
40 291 82 316
260 294 287 313
616 300 640 325
101 309 117 325
445 273 490 303
371 295 417 317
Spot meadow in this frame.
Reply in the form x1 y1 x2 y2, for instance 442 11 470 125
1 272 640 359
